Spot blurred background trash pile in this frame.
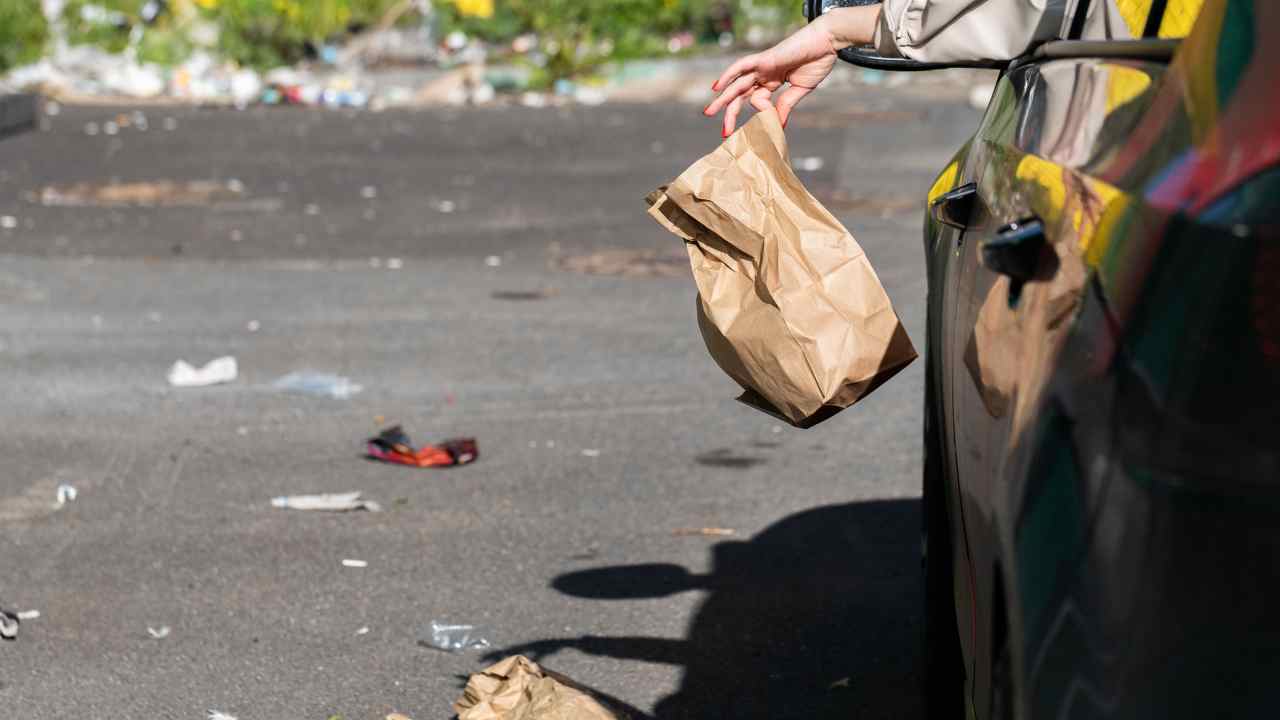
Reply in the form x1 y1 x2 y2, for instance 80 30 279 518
0 0 804 108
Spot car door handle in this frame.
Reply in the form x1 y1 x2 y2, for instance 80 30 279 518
981 218 1046 282
930 182 977 230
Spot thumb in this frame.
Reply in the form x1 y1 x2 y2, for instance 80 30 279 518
775 84 813 128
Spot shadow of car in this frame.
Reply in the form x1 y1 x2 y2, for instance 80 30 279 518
485 499 923 719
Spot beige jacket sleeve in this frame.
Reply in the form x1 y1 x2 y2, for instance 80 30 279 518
872 0 1138 64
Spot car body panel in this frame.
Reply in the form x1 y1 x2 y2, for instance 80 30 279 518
922 0 1280 716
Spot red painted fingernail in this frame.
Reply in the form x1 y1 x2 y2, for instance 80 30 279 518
722 128 730 138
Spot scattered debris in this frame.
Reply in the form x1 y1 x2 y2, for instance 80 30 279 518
425 621 491 652
520 92 549 108
55 484 77 506
672 527 736 537
580 449 602 458
168 356 238 387
272 371 362 399
207 711 238 720
574 87 608 106
792 156 825 172
386 257 404 270
0 610 17 640
356 626 370 635
342 559 368 568
555 249 687 278
429 198 457 213
365 425 478 468
37 180 245 208
147 625 171 639
490 289 557 301
829 676 852 689
16 610 40 620
454 655 624 720
386 714 413 720
271 492 382 512
246 320 261 332
484 255 503 267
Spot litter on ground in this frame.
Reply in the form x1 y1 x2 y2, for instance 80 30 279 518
272 371 363 399
672 527 736 537
424 620 491 652
0 611 16 640
271 492 382 512
792 156 825 172
454 655 625 720
365 425 478 468
55 484 77 506
168 356 238 387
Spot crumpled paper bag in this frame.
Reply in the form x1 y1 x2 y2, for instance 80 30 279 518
647 107 916 427
454 655 624 720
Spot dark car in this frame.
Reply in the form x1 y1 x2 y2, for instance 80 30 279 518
809 0 1280 717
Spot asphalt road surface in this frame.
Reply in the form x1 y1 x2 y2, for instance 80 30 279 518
0 72 984 719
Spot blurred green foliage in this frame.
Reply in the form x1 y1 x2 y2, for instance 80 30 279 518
507 0 710 83
205 0 403 68
0 0 49 72
438 0 801 85
7 0 802 76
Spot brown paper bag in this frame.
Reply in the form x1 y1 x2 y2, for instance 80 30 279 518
647 107 916 427
454 655 625 720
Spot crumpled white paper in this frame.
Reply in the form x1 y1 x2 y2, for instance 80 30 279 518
167 356 238 387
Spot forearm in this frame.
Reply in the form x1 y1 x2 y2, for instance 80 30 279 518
812 4 882 51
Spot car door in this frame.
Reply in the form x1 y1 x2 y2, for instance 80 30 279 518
945 52 1171 717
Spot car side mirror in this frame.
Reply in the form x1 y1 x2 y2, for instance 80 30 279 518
803 0 1005 71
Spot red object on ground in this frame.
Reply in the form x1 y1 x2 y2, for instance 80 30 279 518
365 425 478 468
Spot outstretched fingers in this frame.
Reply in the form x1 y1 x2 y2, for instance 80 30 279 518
774 84 814 127
705 72 758 118
711 54 761 93
724 84 781 136
722 94 747 137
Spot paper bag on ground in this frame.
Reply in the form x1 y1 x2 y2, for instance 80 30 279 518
454 655 625 720
647 107 916 427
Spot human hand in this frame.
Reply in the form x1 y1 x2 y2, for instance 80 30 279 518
703 6 881 136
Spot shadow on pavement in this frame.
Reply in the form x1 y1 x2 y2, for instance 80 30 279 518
485 499 923 719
